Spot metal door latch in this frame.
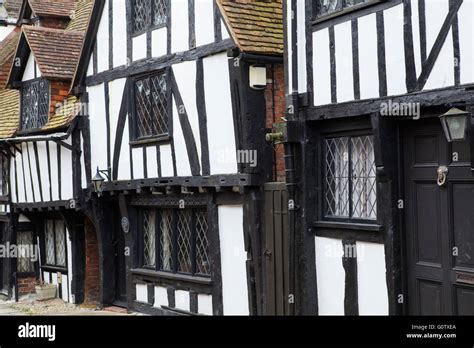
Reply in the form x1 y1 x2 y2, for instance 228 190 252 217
437 166 448 187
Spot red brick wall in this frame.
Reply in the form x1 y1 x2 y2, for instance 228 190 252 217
264 64 286 182
84 218 100 304
18 276 36 296
49 80 71 116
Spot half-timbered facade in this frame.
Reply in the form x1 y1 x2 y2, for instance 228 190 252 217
286 0 474 315
80 0 285 315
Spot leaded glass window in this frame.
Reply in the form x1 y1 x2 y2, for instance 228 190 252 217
140 208 210 276
313 0 373 20
44 220 67 267
21 78 50 130
324 135 377 220
0 155 8 196
132 0 168 34
17 231 35 273
133 72 169 140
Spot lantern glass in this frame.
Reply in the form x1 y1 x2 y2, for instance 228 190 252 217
439 108 469 142
92 169 105 194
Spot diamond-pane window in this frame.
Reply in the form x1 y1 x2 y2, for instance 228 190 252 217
17 231 35 273
45 219 67 267
140 208 210 277
134 73 169 140
324 135 377 220
132 0 168 34
21 78 50 130
160 209 173 271
313 0 372 19
143 210 156 267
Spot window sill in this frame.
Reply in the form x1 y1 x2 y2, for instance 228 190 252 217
130 135 171 147
131 268 212 286
41 265 68 273
313 221 383 232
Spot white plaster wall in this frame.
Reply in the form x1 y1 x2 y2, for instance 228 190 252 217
334 21 354 102
66 227 73 303
195 0 214 47
198 294 213 315
131 147 145 178
160 144 174 177
108 78 127 178
88 84 108 179
133 33 147 62
37 141 51 201
357 14 379 100
172 99 192 176
175 290 190 311
146 146 159 178
297 0 307 93
171 0 189 53
113 0 128 67
218 205 249 315
203 53 237 175
136 284 148 303
153 286 168 308
315 236 345 315
152 28 168 58
286 0 293 94
96 0 110 73
48 142 60 201
60 139 73 200
22 55 36 81
313 29 331 105
458 0 474 84
357 241 389 315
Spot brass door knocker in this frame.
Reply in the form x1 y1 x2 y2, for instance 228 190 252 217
437 166 448 187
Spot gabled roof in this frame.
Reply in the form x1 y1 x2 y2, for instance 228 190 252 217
4 0 23 19
28 0 75 18
66 0 94 32
217 0 283 56
0 89 20 138
0 27 20 88
22 26 84 80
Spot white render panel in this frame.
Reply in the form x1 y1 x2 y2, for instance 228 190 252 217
411 0 422 77
358 14 379 100
88 84 108 180
383 4 407 96
131 147 144 179
146 146 159 178
313 28 332 105
171 0 189 53
357 242 389 315
96 0 109 73
0 26 13 42
62 274 69 303
160 144 174 177
86 55 94 77
80 134 87 189
195 0 215 47
152 28 168 58
218 205 249 315
221 19 230 40
315 236 345 315
48 142 60 201
425 0 449 55
172 99 192 176
297 0 307 93
175 290 190 311
135 284 148 303
60 139 73 200
457 0 473 84
118 116 131 180
198 294 213 315
37 141 51 202
133 33 147 62
286 1 293 94
173 60 202 169
424 27 454 90
153 286 168 308
203 53 238 174
22 55 36 81
113 0 128 67
334 21 354 102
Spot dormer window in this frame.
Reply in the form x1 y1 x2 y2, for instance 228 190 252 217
132 0 168 35
21 78 50 131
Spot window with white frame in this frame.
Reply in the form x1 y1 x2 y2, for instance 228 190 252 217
132 0 168 35
21 78 50 131
312 0 377 20
133 71 169 141
44 220 67 267
324 135 377 220
141 208 210 276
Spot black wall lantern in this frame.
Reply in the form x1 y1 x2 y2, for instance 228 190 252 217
92 167 110 196
439 107 470 142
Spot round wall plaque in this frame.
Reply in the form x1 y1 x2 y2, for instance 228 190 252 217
121 217 130 234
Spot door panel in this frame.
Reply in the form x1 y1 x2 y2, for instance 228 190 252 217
404 119 474 315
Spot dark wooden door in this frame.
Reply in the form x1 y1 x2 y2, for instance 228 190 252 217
404 119 474 315
113 208 127 305
264 183 289 315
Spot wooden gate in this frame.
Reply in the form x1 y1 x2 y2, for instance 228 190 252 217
264 182 289 315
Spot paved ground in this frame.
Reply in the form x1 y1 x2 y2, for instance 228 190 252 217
0 297 138 316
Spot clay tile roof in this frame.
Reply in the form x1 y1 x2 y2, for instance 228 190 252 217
22 26 85 80
42 95 80 130
28 0 75 18
4 0 23 19
66 0 94 32
0 27 21 88
0 89 20 139
217 0 283 56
